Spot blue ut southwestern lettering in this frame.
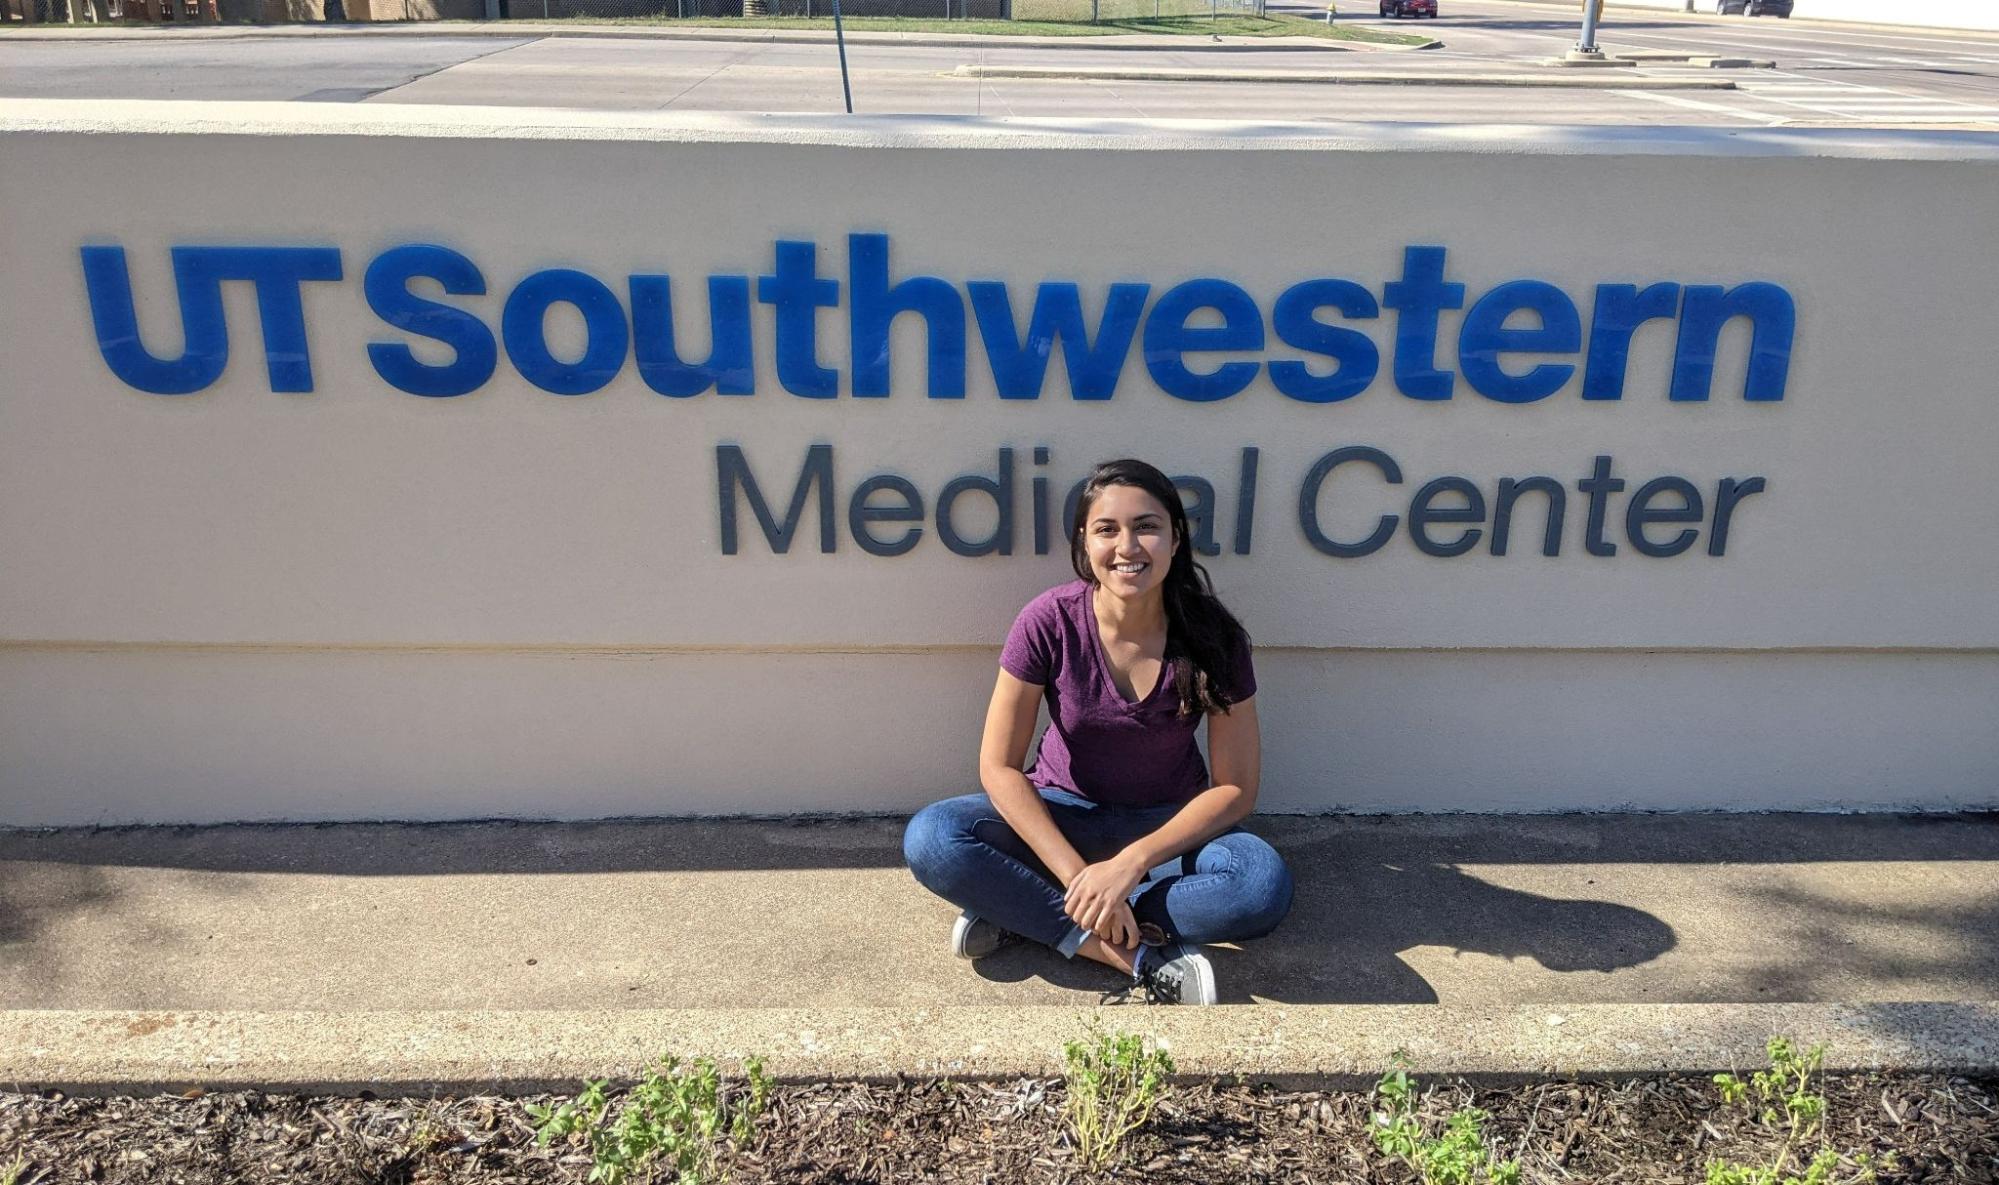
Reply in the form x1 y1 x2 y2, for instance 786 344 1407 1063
82 239 1796 403
82 245 344 394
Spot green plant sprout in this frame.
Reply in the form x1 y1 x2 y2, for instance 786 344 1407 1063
1062 1022 1175 1170
527 1053 771 1185
0 1153 28 1185
1706 1037 1893 1185
1371 1053 1522 1185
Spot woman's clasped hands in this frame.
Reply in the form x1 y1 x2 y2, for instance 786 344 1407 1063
1063 853 1148 949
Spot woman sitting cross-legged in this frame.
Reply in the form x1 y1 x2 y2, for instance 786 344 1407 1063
904 458 1294 1005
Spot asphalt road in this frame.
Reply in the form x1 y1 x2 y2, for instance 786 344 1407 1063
2 0 1997 123
1375 0 1999 124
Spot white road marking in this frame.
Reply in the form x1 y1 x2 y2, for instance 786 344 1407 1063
1807 114 1999 122
1740 76 1881 93
1816 107 1999 117
1736 25 1999 51
1823 110 1999 118
1731 51 1999 69
1824 96 1992 105
1729 68 1999 121
1748 83 1879 93
1626 89 1782 123
1742 94 1999 120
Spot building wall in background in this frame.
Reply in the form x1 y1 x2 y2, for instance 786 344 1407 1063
231 0 483 20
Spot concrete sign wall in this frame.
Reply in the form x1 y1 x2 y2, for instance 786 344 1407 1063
3 102 1997 824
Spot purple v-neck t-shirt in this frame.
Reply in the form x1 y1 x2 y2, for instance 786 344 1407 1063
1000 580 1256 808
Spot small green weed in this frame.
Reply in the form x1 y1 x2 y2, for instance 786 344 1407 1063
1706 1037 1891 1185
1 1153 28 1185
405 1101 457 1154
1062 1023 1175 1170
1372 1053 1522 1185
1713 1037 1828 1129
527 1053 771 1185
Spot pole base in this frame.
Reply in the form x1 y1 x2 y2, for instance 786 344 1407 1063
1545 50 1638 67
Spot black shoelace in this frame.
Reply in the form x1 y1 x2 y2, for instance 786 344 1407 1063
1098 956 1180 1007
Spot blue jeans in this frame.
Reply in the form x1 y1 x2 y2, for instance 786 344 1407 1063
903 788 1294 958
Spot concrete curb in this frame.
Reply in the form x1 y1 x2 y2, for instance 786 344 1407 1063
1598 50 1772 67
952 63 1740 86
0 20 1428 51
6 1003 1995 1096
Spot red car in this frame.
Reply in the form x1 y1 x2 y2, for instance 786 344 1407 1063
1380 0 1436 15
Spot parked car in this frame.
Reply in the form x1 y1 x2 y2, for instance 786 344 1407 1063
1380 0 1435 15
1719 0 1792 15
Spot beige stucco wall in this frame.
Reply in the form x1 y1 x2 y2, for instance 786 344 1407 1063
2 647 1993 823
2 102 1995 823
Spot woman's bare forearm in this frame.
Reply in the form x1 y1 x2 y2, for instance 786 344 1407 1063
980 765 1089 887
1117 783 1254 874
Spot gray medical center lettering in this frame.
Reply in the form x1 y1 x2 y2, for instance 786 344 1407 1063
81 235 1792 562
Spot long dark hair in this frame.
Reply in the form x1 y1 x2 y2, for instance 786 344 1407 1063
1069 459 1250 718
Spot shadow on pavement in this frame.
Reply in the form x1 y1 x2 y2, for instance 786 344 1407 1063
4 811 1993 875
971 856 1679 1004
2 813 1994 1008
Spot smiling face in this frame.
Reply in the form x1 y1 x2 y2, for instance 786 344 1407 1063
1080 483 1179 601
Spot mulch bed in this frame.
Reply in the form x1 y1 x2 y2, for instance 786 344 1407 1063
3 1073 1995 1184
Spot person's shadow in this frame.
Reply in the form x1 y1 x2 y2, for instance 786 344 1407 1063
972 820 1677 1004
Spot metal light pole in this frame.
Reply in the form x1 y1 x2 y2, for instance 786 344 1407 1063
1575 0 1600 54
831 0 853 113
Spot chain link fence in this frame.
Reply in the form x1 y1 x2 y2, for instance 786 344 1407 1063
1014 0 1266 17
488 0 809 16
6 0 1260 21
496 0 1260 23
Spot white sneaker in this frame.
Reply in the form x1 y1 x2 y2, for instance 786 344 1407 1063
950 911 1024 960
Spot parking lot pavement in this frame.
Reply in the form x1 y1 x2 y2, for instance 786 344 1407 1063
0 34 541 103
2 34 1994 124
1327 0 1999 63
2 4 1995 138
1276 0 1999 122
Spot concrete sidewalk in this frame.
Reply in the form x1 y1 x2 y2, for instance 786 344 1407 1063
3 813 1996 1090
